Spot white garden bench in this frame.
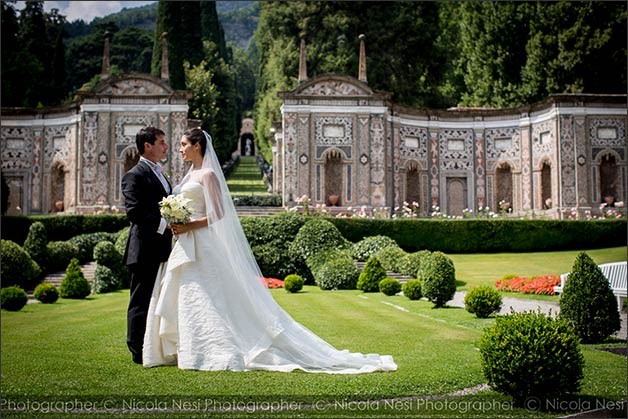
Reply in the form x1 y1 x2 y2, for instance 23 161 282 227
554 261 627 309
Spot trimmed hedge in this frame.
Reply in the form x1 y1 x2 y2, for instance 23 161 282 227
328 218 626 253
1 240 42 289
233 195 282 206
1 214 128 245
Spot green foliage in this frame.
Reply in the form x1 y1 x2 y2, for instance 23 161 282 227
1 286 28 311
0 214 128 245
559 252 621 343
34 283 59 304
311 250 359 291
93 241 128 291
46 241 80 273
454 1 626 107
232 195 282 206
92 265 120 294
357 256 387 293
68 231 117 264
464 286 502 318
375 245 408 273
114 227 130 256
251 243 296 280
60 258 91 299
0 239 41 289
283 274 304 293
400 250 432 278
402 280 423 300
479 310 584 405
419 251 456 307
351 235 398 262
23 221 48 274
327 218 626 253
2 2 66 107
379 278 402 296
242 213 311 282
289 218 350 262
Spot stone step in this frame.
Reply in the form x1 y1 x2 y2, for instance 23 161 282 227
355 261 413 283
41 261 97 288
236 206 285 217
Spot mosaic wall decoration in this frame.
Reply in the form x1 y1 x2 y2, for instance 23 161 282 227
100 78 170 96
1 127 32 170
315 116 353 146
439 129 474 171
300 81 369 96
589 117 626 160
485 127 521 171
559 115 577 206
370 116 385 205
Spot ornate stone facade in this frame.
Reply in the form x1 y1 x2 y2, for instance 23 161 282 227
277 74 627 217
1 74 191 215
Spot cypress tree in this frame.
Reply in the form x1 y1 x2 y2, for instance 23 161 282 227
559 252 620 343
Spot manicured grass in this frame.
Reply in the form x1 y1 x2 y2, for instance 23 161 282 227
2 276 626 418
227 156 268 196
450 246 627 301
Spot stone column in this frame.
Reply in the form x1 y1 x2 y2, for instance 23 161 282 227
161 32 169 82
101 31 112 80
298 37 307 83
358 34 367 83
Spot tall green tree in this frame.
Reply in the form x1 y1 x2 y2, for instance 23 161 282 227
151 0 203 90
1 1 22 106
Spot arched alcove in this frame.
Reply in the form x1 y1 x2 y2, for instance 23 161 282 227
599 153 618 203
50 162 66 212
406 162 420 205
496 163 513 211
324 150 343 206
541 161 552 209
240 133 255 156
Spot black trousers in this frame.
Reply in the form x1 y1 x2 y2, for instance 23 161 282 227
127 262 161 363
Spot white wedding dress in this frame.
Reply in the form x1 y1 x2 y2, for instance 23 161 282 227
143 180 397 373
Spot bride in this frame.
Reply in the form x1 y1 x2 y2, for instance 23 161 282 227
143 127 397 374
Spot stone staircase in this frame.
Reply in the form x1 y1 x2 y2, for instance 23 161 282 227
236 206 286 217
41 261 97 289
355 261 413 283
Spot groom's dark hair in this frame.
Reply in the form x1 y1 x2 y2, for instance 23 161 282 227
136 127 166 154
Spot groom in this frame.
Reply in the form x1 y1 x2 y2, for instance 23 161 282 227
121 127 173 364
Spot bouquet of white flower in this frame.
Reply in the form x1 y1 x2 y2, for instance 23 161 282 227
159 194 193 224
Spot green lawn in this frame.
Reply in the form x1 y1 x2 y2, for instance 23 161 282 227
451 246 627 301
227 156 268 196
2 251 626 419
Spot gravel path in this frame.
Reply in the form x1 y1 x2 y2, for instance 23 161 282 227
450 291 627 340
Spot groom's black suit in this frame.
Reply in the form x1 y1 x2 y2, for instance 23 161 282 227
122 159 172 364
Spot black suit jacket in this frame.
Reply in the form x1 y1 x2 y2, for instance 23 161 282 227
121 160 173 266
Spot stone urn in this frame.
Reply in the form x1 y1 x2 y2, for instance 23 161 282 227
328 194 339 206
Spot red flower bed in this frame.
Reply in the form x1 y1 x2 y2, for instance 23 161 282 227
263 277 284 289
494 275 560 295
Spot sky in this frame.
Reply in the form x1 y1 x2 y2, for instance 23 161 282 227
14 1 156 23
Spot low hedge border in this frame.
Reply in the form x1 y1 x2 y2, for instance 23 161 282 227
327 218 626 253
2 215 128 245
2 214 625 253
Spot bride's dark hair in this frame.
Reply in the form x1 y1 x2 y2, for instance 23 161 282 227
183 127 207 156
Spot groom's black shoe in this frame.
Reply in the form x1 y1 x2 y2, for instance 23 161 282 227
132 354 143 365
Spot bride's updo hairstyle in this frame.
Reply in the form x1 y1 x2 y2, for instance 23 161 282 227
183 127 207 157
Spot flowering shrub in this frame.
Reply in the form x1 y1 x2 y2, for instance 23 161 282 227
263 277 284 289
494 274 560 295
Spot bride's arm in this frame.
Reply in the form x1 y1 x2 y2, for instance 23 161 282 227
202 169 224 221
171 170 223 235
170 217 207 235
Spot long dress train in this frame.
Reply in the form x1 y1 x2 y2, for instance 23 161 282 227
143 181 397 373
